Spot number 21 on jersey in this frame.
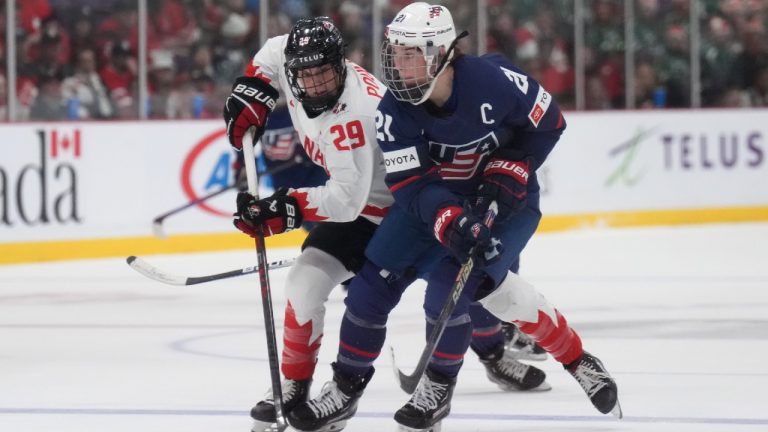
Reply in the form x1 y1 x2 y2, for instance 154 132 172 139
375 110 394 142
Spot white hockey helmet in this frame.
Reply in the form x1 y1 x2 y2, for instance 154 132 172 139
381 2 462 104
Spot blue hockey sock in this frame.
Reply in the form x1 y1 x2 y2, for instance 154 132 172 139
468 302 504 356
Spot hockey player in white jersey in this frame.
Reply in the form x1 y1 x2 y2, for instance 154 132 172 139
223 17 391 432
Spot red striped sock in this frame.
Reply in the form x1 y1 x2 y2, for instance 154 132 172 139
515 309 583 365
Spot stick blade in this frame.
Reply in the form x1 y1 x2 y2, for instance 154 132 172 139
389 347 419 393
126 256 186 286
398 369 419 394
152 220 167 239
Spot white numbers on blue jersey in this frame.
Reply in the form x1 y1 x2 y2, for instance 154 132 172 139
501 67 529 94
375 110 395 142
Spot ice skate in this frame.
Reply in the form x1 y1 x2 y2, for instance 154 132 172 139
394 369 455 432
477 344 551 391
502 322 547 361
566 351 623 418
250 378 311 432
287 364 373 432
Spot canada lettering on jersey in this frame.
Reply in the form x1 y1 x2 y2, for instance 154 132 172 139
302 135 326 169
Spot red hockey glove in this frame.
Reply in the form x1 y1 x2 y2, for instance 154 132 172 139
233 189 303 238
433 205 501 267
476 151 533 223
223 76 279 150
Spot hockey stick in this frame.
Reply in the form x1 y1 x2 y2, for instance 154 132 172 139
125 255 296 286
243 128 288 432
391 201 499 393
152 157 302 239
152 185 235 239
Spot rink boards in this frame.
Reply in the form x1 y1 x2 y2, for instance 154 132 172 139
1 109 767 263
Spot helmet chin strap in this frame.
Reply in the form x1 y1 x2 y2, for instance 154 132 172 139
412 30 469 105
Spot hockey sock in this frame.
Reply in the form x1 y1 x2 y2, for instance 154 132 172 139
282 302 322 380
426 313 472 378
337 308 386 377
336 261 414 378
515 309 582 365
468 303 504 356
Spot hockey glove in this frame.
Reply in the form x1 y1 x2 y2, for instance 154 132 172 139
476 151 533 223
433 205 502 267
223 76 279 150
233 188 303 238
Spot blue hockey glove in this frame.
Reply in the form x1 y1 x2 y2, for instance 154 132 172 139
433 205 502 266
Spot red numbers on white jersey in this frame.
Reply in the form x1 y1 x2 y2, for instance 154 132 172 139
330 120 366 151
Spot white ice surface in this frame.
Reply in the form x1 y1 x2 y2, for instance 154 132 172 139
1 222 767 432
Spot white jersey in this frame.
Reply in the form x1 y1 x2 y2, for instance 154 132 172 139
245 35 392 224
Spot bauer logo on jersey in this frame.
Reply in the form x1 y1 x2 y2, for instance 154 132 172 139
528 86 552 127
383 147 420 173
429 132 500 180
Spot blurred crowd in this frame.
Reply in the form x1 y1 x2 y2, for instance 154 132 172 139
1 0 766 121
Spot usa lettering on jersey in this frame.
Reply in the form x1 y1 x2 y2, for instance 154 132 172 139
428 132 500 180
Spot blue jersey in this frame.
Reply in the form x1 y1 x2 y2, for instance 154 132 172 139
375 53 565 227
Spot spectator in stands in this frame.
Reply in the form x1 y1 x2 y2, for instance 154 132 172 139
746 60 768 106
151 0 199 50
657 23 691 107
96 0 158 57
29 68 67 121
68 7 98 64
99 40 137 118
147 49 183 119
585 0 625 108
62 48 114 119
20 0 53 34
701 15 742 106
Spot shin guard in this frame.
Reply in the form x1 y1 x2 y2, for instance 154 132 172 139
282 302 322 380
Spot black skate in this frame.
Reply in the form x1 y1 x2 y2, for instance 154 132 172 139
502 322 547 361
394 369 455 432
287 364 373 432
565 351 623 418
250 378 311 432
477 345 551 392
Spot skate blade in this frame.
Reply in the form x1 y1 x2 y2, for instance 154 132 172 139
610 400 623 419
496 380 552 392
251 419 290 432
504 347 548 362
397 421 441 432
296 420 347 432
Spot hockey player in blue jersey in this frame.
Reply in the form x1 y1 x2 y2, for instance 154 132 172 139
287 3 621 432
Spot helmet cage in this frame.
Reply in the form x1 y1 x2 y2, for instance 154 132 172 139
381 40 449 104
